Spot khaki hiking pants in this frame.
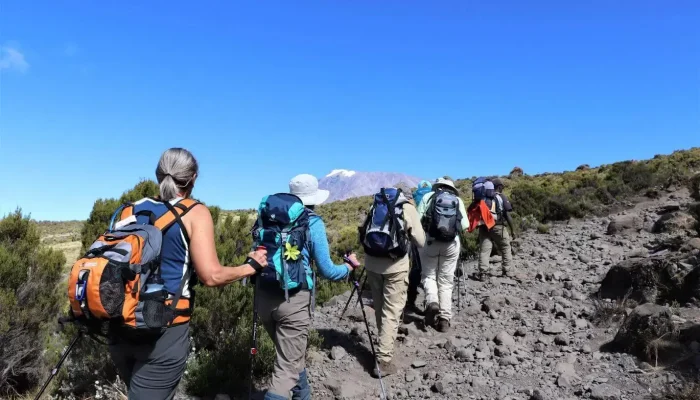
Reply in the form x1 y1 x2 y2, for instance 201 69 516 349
479 224 513 274
367 269 409 364
258 288 311 399
420 236 460 321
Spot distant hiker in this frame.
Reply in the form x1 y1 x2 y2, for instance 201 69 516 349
416 178 468 332
406 181 432 312
467 177 515 279
412 180 432 209
360 184 425 377
253 173 356 400
83 148 269 400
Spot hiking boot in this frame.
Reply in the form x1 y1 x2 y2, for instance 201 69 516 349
406 292 420 313
436 317 450 333
372 360 398 378
424 302 439 327
473 270 491 282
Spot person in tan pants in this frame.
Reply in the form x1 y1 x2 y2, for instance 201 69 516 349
364 185 425 378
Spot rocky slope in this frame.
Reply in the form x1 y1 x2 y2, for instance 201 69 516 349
304 188 700 400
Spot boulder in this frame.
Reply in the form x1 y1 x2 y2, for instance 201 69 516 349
681 266 700 303
652 211 696 234
325 379 365 399
590 384 622 400
598 257 677 304
685 238 700 252
607 214 642 235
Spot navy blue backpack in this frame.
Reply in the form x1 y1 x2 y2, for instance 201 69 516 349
472 177 495 201
359 188 410 259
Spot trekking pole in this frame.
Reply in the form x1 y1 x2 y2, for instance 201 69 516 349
458 260 463 312
248 275 259 399
34 330 83 400
339 267 365 321
248 246 264 399
343 256 387 400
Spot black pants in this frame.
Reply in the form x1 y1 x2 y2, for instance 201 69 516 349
407 243 422 305
108 323 190 400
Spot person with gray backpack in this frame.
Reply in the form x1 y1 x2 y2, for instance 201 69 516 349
416 177 468 332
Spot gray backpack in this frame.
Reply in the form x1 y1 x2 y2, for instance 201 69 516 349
425 189 462 242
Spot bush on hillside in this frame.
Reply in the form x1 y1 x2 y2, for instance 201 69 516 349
501 148 700 224
79 180 159 252
509 167 524 178
185 211 277 397
0 209 65 397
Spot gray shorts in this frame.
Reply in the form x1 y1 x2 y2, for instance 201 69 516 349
108 323 190 400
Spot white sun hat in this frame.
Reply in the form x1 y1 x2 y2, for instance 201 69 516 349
289 174 330 206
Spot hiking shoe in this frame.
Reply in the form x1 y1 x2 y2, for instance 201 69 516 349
372 360 398 378
424 302 439 327
436 318 450 333
473 271 491 282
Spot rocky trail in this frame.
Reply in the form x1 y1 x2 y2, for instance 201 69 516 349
304 189 700 400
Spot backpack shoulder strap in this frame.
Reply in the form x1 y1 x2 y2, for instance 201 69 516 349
156 198 202 324
153 198 201 239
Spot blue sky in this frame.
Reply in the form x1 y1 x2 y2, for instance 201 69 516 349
1 1 699 221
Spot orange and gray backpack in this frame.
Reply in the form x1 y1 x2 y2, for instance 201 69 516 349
67 197 200 337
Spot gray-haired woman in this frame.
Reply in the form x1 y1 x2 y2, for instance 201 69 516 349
107 147 268 400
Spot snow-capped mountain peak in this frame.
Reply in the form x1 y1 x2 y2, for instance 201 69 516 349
318 170 423 203
326 169 357 178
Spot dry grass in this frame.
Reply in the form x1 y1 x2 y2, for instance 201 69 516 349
591 290 635 327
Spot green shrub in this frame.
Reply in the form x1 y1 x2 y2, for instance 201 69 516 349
537 223 551 234
0 209 65 397
80 179 159 252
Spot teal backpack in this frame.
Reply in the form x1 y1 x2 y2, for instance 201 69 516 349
251 193 315 302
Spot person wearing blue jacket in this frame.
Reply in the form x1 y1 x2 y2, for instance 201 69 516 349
259 174 358 400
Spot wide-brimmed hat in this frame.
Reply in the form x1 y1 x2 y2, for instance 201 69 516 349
433 177 458 193
289 174 330 206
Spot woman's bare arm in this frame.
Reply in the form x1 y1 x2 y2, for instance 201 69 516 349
186 204 266 286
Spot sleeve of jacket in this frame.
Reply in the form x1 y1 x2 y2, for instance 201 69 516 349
404 203 426 248
458 198 470 233
309 217 350 281
416 191 432 219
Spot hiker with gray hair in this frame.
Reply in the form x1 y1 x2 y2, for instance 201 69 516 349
107 147 268 400
416 177 468 332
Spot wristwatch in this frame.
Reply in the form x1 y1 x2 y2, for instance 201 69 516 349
246 256 264 273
